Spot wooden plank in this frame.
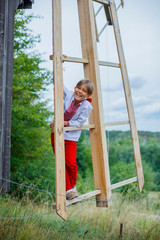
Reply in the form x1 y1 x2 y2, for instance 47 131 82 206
99 60 120 68
109 1 144 192
104 120 129 127
52 0 66 220
77 0 112 207
111 177 137 190
93 0 109 5
53 190 101 209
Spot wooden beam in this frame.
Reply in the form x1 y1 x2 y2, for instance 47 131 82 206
104 120 129 127
104 5 112 25
61 56 89 64
64 124 95 132
92 0 109 5
99 60 120 68
52 0 66 220
77 0 112 207
109 1 144 192
50 55 120 68
53 190 101 209
50 124 95 133
111 177 138 190
93 4 99 42
50 55 89 64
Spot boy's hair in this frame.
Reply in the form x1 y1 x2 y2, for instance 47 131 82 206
76 79 94 95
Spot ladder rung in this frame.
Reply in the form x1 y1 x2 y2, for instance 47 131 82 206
99 60 120 68
61 56 89 64
50 55 120 68
104 121 129 127
93 0 109 6
50 124 95 133
66 190 101 206
53 190 101 209
64 124 95 132
111 177 138 190
49 55 89 64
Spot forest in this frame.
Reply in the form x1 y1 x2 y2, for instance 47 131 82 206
10 10 160 201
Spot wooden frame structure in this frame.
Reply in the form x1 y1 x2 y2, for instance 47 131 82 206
52 0 144 220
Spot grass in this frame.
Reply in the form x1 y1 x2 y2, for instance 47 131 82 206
0 192 159 240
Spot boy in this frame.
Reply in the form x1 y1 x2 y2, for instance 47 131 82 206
50 79 94 200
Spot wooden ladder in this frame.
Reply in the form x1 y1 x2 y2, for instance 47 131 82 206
51 0 144 220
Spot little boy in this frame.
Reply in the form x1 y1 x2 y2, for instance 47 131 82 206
50 79 94 200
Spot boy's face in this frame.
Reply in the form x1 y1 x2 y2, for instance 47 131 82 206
74 84 90 104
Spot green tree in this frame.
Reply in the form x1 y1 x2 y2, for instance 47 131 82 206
11 10 54 200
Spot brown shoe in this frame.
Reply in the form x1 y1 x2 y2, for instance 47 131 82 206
66 190 78 200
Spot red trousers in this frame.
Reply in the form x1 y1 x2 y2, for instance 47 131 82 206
51 133 77 191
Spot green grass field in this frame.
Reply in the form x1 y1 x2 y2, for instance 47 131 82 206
0 192 159 240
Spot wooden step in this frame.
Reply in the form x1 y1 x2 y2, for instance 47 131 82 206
53 190 101 209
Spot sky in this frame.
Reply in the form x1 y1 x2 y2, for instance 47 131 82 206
25 0 160 132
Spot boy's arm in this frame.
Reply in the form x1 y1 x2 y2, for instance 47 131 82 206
68 105 93 128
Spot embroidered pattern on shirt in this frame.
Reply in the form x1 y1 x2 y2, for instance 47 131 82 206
64 100 80 121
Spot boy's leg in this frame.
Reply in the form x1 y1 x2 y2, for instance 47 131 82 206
51 133 55 153
51 133 76 191
65 140 77 190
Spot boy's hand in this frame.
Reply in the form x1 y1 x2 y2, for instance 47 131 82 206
50 122 54 128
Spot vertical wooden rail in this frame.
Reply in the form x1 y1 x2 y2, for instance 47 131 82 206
52 0 66 220
77 0 112 207
109 0 144 192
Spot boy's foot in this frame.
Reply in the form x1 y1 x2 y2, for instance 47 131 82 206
66 190 78 200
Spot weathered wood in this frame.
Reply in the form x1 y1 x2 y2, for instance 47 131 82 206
104 120 129 127
53 190 101 209
77 0 112 207
111 177 137 190
52 0 66 220
109 1 144 192
0 0 19 194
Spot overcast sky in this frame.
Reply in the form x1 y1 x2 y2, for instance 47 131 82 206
25 0 160 132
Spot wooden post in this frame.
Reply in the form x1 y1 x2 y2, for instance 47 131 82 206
52 0 66 220
0 0 20 194
77 0 112 207
109 0 144 192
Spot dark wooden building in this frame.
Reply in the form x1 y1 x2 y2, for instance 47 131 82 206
0 0 34 194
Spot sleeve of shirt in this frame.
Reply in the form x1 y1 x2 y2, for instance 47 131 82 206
68 103 93 127
63 85 72 100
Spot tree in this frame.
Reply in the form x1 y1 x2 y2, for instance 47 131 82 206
11 10 54 200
